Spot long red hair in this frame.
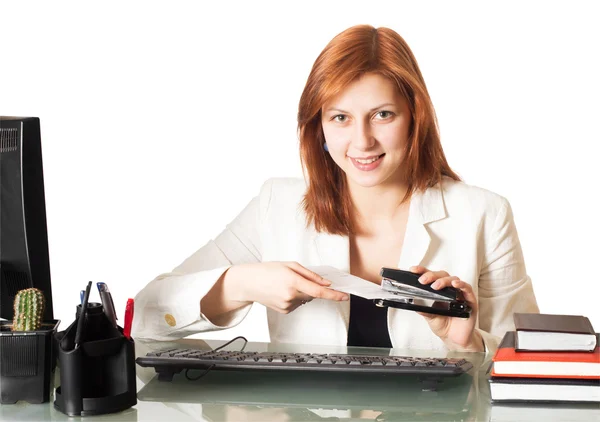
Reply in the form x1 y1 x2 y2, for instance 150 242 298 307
299 25 460 235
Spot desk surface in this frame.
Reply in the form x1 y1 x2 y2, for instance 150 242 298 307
1 338 598 421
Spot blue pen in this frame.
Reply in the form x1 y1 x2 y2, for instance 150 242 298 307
97 282 118 327
80 290 85 304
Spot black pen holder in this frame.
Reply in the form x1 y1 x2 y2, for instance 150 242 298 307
53 302 137 416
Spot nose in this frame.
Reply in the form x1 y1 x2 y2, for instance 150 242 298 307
352 121 376 151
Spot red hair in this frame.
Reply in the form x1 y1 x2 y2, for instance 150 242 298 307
298 25 460 235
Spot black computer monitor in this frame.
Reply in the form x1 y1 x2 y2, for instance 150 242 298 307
0 116 54 321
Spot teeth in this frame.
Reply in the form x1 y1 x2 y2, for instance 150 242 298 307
354 156 380 164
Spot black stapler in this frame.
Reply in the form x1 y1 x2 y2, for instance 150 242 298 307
373 267 472 318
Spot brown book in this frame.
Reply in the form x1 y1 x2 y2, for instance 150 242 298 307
513 313 597 352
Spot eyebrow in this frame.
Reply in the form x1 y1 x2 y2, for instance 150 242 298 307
324 103 396 114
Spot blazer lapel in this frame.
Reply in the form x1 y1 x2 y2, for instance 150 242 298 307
389 182 448 349
311 231 351 344
398 182 447 269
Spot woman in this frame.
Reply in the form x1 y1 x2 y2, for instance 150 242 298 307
132 25 539 354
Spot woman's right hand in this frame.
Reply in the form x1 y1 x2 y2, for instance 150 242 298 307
224 262 349 314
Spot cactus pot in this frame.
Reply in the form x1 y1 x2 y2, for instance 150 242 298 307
0 319 60 404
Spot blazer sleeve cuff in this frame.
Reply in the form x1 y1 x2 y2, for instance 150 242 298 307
133 265 252 340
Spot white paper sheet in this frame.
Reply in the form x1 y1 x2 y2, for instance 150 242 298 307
308 265 409 300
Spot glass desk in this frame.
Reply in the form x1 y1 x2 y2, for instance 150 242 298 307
1 338 598 421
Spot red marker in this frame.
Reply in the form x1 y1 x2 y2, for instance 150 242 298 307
123 298 134 339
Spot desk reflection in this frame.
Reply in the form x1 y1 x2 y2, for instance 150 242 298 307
136 338 479 422
135 339 599 422
141 369 476 421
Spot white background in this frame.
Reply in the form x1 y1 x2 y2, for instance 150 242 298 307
1 1 599 340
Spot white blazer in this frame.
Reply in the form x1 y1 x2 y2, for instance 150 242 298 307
132 177 539 354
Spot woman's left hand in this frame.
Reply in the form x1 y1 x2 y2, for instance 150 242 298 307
409 266 484 352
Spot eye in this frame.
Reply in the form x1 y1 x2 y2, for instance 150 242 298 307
375 110 394 120
332 114 348 123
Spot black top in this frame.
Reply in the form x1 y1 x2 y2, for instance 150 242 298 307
347 294 393 348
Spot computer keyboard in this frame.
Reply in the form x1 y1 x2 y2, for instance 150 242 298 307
136 348 473 382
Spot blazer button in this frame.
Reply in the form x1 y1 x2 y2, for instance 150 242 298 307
164 314 176 326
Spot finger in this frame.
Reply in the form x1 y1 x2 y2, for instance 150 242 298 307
294 276 349 301
295 291 313 303
409 266 428 274
279 288 313 305
450 279 477 304
291 294 313 311
430 276 460 290
418 270 451 284
286 262 331 286
272 293 312 314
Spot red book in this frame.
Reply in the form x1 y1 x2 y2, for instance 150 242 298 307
491 331 600 379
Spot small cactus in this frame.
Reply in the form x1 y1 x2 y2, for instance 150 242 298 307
12 288 46 331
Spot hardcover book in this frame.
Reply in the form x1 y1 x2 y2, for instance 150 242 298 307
491 331 600 379
513 313 596 352
489 376 600 403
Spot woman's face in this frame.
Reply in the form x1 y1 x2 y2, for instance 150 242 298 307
321 73 412 189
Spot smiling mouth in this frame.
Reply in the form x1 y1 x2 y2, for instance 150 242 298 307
349 153 385 164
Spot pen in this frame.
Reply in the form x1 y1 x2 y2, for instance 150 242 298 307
97 282 118 327
75 281 92 349
80 290 85 304
123 298 134 339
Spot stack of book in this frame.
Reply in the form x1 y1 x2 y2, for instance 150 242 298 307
489 313 600 403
